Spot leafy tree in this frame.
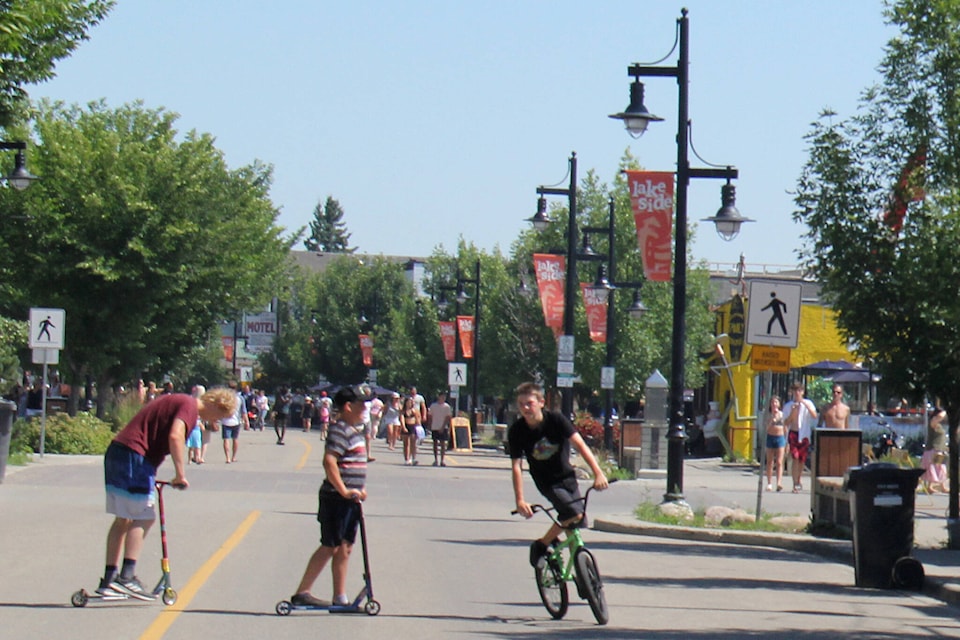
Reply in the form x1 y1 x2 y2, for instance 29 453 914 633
0 0 114 127
0 100 293 415
304 195 354 253
793 0 960 542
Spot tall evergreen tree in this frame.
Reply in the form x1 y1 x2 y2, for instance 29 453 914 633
304 195 355 253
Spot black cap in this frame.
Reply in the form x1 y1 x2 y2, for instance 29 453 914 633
334 384 373 408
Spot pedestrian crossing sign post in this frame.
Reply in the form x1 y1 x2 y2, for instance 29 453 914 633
448 362 467 387
745 281 802 348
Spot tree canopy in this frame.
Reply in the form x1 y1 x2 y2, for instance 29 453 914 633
0 0 113 127
0 99 292 412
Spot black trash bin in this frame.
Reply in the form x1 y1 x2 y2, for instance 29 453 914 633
843 463 925 589
0 399 17 483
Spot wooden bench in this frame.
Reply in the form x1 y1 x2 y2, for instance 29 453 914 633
811 429 862 528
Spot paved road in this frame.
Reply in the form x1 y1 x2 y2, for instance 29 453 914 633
1 430 959 639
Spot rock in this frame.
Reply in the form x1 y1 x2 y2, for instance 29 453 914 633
658 501 694 521
769 515 808 533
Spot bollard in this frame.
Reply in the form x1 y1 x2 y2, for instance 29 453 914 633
0 399 17 483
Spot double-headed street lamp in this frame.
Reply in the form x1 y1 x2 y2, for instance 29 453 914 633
609 8 751 503
582 196 646 451
0 141 36 190
530 152 578 418
438 260 481 425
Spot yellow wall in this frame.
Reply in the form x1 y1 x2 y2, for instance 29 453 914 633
710 296 851 459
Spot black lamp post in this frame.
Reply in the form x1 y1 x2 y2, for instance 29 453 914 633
582 197 646 451
437 260 481 422
0 141 36 190
609 9 750 502
530 152 578 418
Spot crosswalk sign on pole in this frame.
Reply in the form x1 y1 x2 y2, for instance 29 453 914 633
29 308 65 350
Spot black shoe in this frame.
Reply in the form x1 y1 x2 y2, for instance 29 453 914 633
529 539 549 567
290 592 330 608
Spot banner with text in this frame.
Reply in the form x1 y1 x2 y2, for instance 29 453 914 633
533 253 565 335
626 170 674 282
457 315 475 359
581 283 608 343
438 321 456 361
359 334 374 367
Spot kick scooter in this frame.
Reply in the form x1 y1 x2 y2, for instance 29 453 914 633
276 501 380 616
71 480 180 607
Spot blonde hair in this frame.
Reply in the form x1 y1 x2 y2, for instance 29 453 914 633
515 382 544 401
202 386 239 417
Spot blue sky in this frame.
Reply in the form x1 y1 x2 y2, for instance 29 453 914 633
32 1 894 272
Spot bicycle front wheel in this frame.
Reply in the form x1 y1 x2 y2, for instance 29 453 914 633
535 558 569 620
575 548 608 625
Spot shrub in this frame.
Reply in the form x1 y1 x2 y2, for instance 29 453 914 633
11 412 114 455
573 411 620 451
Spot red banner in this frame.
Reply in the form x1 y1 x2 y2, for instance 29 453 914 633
533 253 565 334
581 283 608 343
626 170 674 282
222 336 234 362
457 316 475 359
438 321 456 361
359 334 374 367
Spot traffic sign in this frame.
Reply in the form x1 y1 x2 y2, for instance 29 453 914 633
745 281 802 348
448 362 467 387
29 308 65 350
601 366 615 390
750 345 790 373
558 335 575 361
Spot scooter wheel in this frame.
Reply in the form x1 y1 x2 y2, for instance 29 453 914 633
71 590 88 608
162 588 177 606
276 600 292 616
364 600 381 616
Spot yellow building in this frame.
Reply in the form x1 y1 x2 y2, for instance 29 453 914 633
706 289 852 460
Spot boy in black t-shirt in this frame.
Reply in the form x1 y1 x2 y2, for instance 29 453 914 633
509 382 608 567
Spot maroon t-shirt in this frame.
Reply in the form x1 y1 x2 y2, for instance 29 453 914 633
112 394 198 468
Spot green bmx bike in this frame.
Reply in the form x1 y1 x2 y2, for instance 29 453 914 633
513 483 612 625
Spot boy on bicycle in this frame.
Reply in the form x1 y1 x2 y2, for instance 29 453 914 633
509 382 608 567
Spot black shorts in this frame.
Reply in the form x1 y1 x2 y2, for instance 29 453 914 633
538 476 584 525
431 428 449 442
317 493 362 547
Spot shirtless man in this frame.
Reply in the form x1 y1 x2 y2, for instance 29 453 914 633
822 384 850 429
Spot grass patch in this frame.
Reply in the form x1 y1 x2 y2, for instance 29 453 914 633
6 450 31 466
633 501 798 533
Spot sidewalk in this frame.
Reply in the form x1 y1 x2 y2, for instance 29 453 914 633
593 457 960 607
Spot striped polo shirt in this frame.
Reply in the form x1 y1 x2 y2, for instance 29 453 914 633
320 419 368 495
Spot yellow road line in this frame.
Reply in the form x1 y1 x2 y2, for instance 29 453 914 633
295 437 311 470
139 510 261 640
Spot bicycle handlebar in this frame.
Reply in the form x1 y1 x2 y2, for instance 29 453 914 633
511 478 618 518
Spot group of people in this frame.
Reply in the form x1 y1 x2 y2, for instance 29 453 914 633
764 382 950 495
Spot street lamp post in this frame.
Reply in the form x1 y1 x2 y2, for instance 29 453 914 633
437 259 481 424
609 9 750 503
531 152 578 418
582 197 646 451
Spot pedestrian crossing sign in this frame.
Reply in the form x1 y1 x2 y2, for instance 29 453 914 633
745 282 801 348
29 307 65 350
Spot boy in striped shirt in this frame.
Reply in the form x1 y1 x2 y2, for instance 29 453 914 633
290 384 372 607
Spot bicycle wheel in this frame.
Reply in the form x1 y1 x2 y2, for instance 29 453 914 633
535 558 569 619
574 548 608 625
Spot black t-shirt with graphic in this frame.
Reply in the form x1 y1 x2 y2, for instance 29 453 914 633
508 410 576 490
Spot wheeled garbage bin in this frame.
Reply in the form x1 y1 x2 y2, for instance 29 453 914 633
843 463 925 590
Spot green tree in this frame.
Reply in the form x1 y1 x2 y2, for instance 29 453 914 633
793 0 960 543
304 195 354 253
0 0 113 127
0 100 293 415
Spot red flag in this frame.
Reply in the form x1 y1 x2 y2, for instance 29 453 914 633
457 316 475 358
358 334 374 367
438 321 456 361
883 145 926 234
626 171 674 282
581 283 608 343
533 253 565 335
